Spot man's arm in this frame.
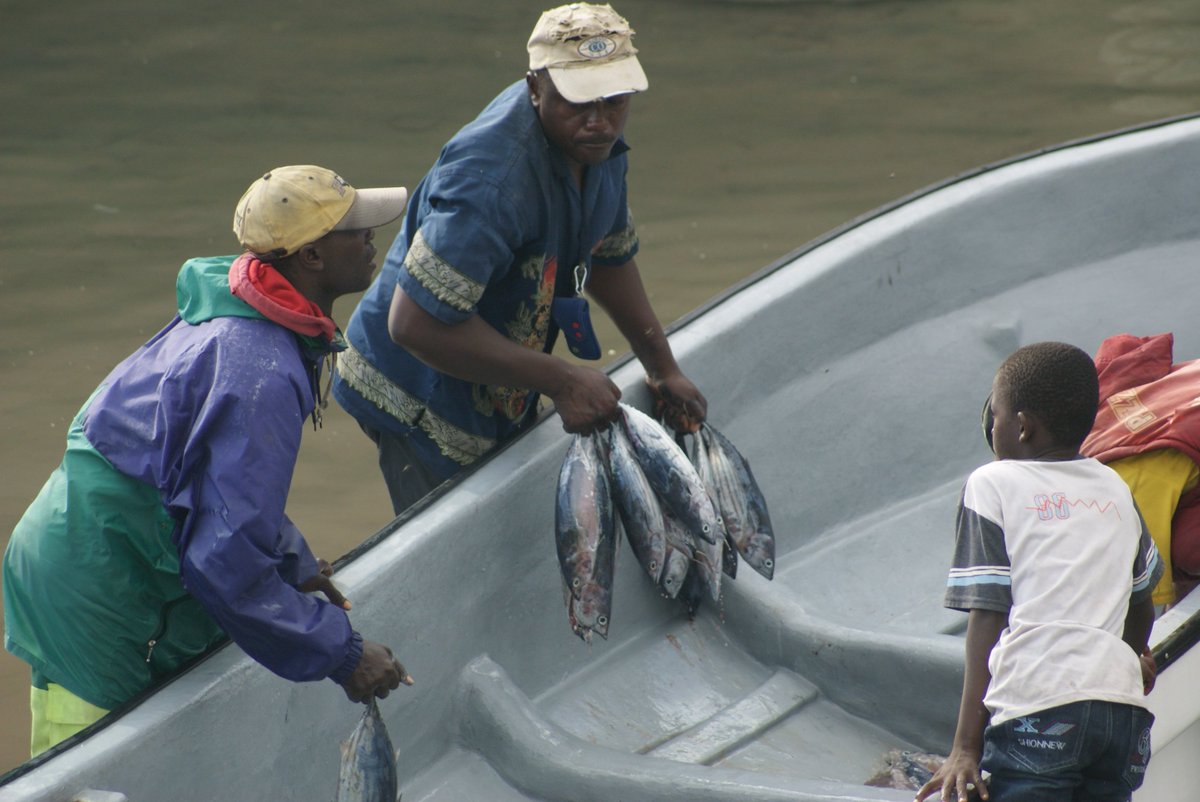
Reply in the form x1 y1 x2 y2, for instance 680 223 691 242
168 334 410 701
916 608 1007 802
586 258 707 431
387 286 621 432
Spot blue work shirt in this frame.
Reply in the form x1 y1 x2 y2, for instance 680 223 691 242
334 80 640 476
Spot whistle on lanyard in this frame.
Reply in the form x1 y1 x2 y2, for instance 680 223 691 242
551 263 602 360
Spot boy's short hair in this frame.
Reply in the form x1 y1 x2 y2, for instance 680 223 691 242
996 341 1099 448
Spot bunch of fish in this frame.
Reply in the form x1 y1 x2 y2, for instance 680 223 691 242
554 403 775 642
336 699 400 802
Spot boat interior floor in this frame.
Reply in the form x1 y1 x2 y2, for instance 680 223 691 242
395 238 1200 802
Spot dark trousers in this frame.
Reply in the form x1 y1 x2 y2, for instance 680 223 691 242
981 700 1153 801
360 422 456 516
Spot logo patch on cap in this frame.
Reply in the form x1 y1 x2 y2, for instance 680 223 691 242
577 36 617 59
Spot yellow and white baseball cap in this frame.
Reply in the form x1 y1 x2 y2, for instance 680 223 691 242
527 3 648 103
232 165 408 257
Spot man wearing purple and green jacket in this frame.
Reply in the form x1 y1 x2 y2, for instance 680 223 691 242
4 165 414 756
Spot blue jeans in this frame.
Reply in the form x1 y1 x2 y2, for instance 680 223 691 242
981 700 1153 801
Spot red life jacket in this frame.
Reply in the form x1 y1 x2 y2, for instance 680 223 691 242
1082 332 1200 575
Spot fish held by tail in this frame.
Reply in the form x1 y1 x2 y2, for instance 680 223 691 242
336 698 399 802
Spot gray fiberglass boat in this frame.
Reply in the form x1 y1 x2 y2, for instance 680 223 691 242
4 113 1200 802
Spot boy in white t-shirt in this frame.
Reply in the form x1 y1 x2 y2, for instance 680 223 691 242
916 342 1162 802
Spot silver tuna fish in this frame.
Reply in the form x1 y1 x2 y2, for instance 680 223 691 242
701 424 775 580
336 699 399 802
555 434 616 641
690 426 740 584
659 543 691 599
660 504 697 600
606 424 668 585
684 432 725 602
618 404 722 545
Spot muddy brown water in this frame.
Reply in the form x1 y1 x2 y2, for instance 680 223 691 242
2 0 1198 776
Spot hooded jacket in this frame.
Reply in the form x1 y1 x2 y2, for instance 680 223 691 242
3 255 361 711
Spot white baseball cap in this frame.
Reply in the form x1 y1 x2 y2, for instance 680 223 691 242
527 3 648 103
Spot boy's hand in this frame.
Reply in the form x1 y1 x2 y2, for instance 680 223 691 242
1140 648 1157 695
914 748 987 801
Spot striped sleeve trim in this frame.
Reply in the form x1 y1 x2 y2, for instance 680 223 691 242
948 566 1012 587
1132 542 1160 595
592 208 638 262
336 344 496 465
404 229 486 313
945 494 1013 611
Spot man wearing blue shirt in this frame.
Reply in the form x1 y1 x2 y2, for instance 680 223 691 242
334 3 707 513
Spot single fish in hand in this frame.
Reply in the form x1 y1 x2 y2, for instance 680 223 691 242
618 403 722 545
607 424 668 585
702 424 775 580
336 698 399 802
555 433 616 641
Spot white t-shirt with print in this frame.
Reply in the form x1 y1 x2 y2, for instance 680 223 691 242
945 457 1161 725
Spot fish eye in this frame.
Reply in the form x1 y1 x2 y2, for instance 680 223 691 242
572 577 581 588
764 559 774 568
650 561 658 570
598 616 608 626
701 524 710 533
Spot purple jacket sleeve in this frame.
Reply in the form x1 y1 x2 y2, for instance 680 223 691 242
276 514 320 587
162 321 360 683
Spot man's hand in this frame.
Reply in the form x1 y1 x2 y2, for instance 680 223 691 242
297 558 351 610
647 373 707 433
550 364 621 434
340 640 414 703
